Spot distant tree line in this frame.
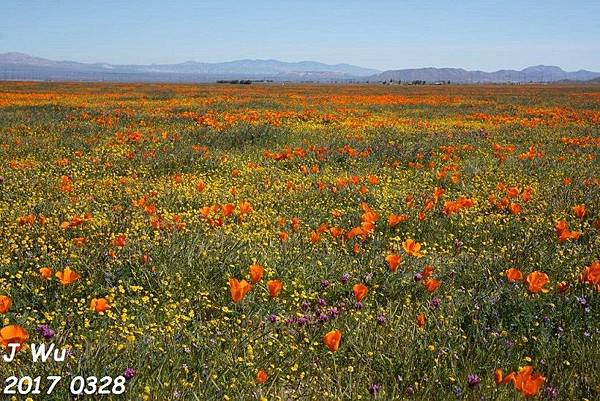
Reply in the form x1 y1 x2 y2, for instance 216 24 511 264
381 79 451 85
215 79 276 84
216 80 252 84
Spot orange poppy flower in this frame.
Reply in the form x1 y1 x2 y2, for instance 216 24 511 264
554 220 567 235
580 260 600 291
249 264 264 283
113 234 126 247
291 218 301 231
329 227 345 238
352 283 368 302
222 203 235 217
0 295 11 314
56 267 81 285
507 186 520 198
525 271 550 293
509 203 522 214
239 201 253 215
522 186 533 202
90 298 110 313
267 280 283 298
424 279 441 293
494 368 515 385
278 231 289 242
505 267 523 283
367 174 379 185
228 278 252 303
572 204 586 219
196 181 206 192
256 370 268 384
345 226 362 240
323 329 341 352
402 239 423 257
385 253 402 272
39 267 52 279
0 324 29 351
495 369 504 385
416 313 425 328
388 214 408 227
512 366 545 397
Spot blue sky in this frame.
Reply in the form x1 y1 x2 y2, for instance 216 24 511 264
1 0 599 71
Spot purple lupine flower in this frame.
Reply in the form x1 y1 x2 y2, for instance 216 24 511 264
321 279 330 289
317 298 327 307
377 315 386 325
301 301 310 311
414 272 423 282
329 307 339 318
123 368 136 380
354 301 363 310
269 314 277 323
36 324 55 339
368 383 381 395
430 297 441 309
340 273 349 284
466 374 480 388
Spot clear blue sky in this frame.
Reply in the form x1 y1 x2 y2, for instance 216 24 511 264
2 0 599 71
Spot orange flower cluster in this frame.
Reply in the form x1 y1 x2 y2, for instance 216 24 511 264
443 196 474 215
229 264 285 302
495 366 545 397
554 220 581 243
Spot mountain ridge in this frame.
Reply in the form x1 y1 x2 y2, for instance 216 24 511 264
374 65 600 83
1 52 599 83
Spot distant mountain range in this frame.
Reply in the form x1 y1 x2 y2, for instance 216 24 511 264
1 52 599 83
0 52 378 82
373 65 600 83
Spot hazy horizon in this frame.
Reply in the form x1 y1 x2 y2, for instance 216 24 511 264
2 0 600 71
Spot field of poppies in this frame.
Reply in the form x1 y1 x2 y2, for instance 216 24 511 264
0 81 599 400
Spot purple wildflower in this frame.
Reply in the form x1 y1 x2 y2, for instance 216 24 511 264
368 383 381 395
123 368 136 380
467 374 480 388
36 324 55 339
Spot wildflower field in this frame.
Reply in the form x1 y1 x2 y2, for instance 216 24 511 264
1 81 599 400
